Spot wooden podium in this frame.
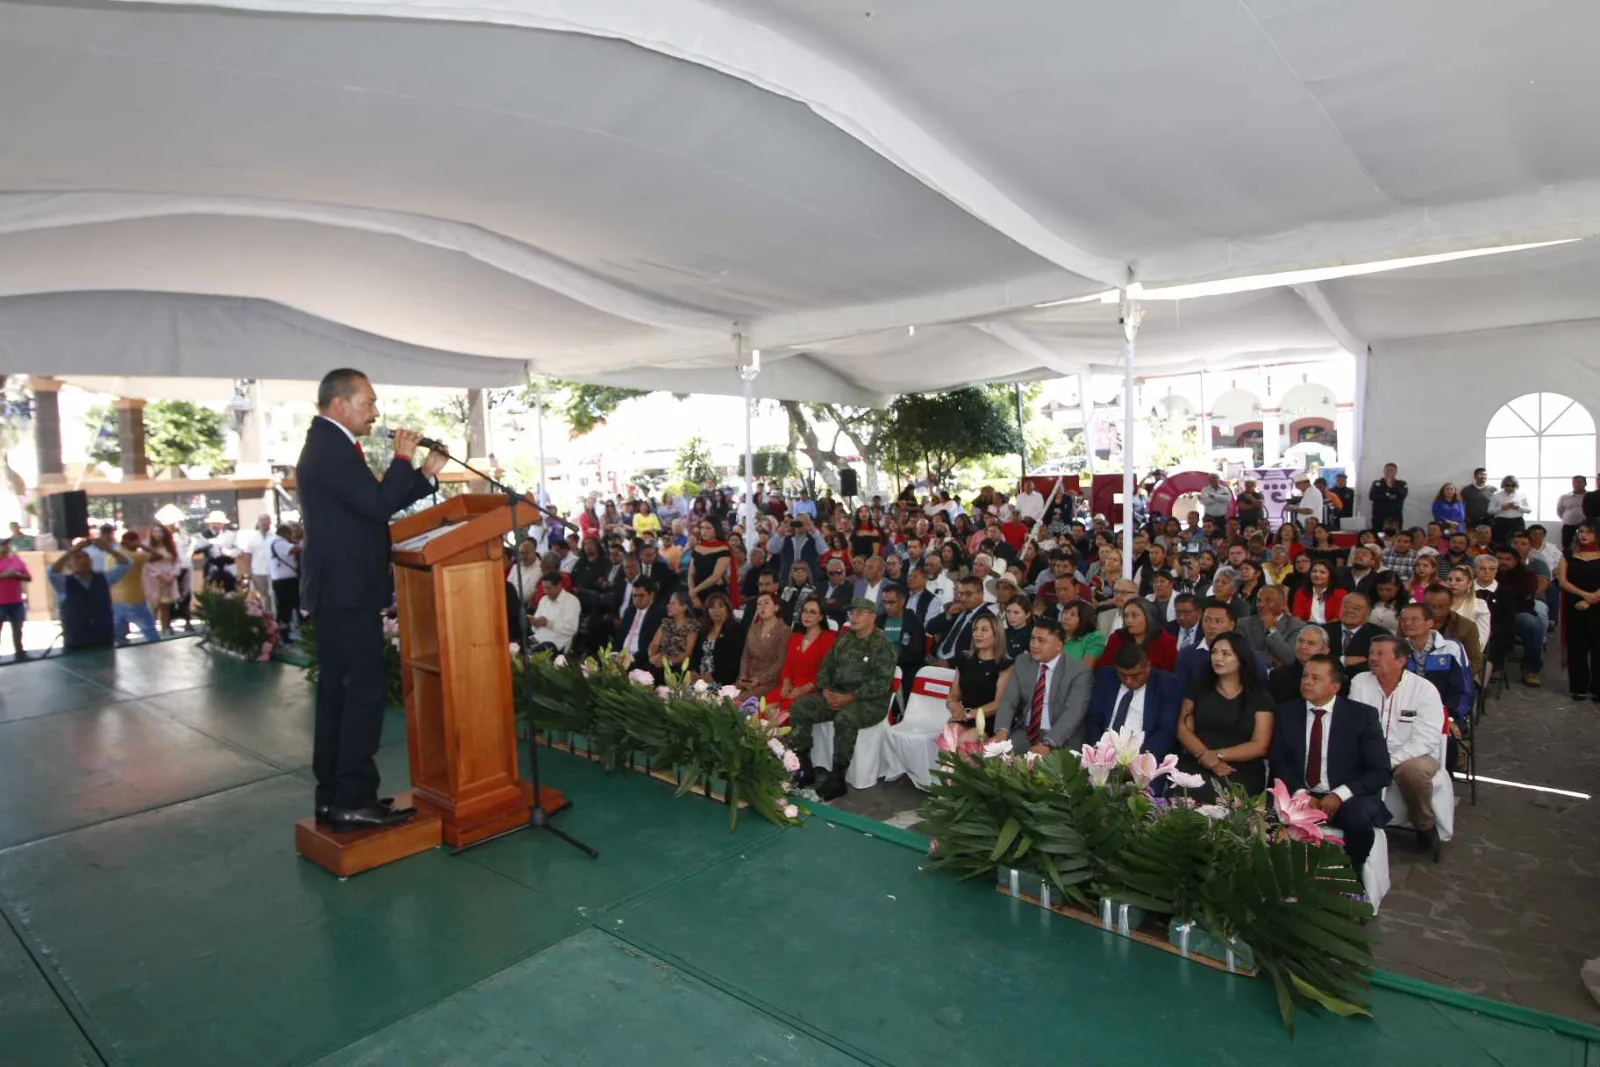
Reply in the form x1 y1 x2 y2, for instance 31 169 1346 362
389 494 564 847
295 494 563 876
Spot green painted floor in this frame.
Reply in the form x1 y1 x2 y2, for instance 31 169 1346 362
2 641 1597 1067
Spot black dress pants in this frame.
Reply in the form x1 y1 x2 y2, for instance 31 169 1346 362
1568 602 1600 698
1329 793 1386 872
313 609 387 809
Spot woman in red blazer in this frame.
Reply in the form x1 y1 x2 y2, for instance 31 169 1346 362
1291 560 1347 624
1096 597 1178 672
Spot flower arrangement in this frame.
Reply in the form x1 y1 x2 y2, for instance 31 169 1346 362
918 726 1373 1032
512 651 802 831
195 590 282 662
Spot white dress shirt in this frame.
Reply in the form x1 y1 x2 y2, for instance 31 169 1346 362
1173 623 1200 651
623 605 649 656
1349 671 1445 766
1557 492 1587 526
1489 490 1528 519
1034 655 1061 733
1297 486 1325 524
531 588 580 651
317 413 359 445
1302 701 1352 802
1015 489 1046 523
1309 594 1328 624
1110 682 1147 735
926 572 955 603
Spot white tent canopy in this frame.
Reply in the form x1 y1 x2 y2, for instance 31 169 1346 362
3 0 1600 404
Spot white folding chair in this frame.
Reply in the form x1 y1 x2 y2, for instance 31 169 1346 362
1363 830 1390 914
883 667 958 789
813 667 901 789
1382 732 1455 844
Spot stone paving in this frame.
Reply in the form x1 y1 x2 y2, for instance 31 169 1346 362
833 658 1600 1025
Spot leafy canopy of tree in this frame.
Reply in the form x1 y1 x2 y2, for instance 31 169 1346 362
675 435 718 485
86 399 228 472
881 386 1024 488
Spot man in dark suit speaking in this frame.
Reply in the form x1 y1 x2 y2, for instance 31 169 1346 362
298 369 447 830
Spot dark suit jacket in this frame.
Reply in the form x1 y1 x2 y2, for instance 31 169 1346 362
877 608 927 678
644 560 678 599
613 601 666 670
1086 667 1182 759
689 618 746 687
1322 621 1383 678
1335 568 1379 602
1269 696 1392 801
926 607 978 661
295 416 435 613
823 580 855 624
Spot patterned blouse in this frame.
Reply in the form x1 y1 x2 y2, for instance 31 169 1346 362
654 617 698 668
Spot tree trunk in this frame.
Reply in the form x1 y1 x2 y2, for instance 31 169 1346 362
780 401 842 492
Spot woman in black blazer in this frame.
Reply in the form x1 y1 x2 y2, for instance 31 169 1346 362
689 591 746 688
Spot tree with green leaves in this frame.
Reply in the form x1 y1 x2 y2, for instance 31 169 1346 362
85 399 228 472
881 387 1024 489
675 435 718 486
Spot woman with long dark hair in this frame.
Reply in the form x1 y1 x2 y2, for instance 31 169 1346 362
1175 631 1275 801
1095 597 1177 671
1557 521 1600 700
689 591 745 689
1368 570 1409 633
688 518 734 611
849 505 882 560
767 596 835 724
1291 560 1346 624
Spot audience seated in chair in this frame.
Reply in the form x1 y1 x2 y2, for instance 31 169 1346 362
1269 654 1393 872
1086 642 1182 759
992 616 1093 756
787 598 899 801
1350 635 1447 857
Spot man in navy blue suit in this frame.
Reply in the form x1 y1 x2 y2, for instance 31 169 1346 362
1269 654 1392 871
298 369 445 830
1086 642 1182 759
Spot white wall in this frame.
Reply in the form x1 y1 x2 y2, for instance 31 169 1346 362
1361 320 1600 528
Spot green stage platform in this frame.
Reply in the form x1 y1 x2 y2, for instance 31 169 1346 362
2 641 1597 1066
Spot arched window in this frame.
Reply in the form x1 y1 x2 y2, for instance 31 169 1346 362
1484 392 1596 519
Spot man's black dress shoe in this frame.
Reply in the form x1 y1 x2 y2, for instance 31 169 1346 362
327 804 416 830
315 796 396 823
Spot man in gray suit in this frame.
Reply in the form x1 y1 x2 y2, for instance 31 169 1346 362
993 616 1093 754
1234 585 1305 669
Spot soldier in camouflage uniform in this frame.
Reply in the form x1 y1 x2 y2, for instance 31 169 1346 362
788 597 899 800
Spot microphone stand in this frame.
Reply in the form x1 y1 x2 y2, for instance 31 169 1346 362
438 452 597 860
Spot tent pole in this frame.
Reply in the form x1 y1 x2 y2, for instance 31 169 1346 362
740 342 760 537
1014 381 1027 480
1120 287 1143 580
535 377 548 505
1078 371 1096 477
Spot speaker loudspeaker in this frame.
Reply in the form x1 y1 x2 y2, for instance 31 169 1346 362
46 490 89 542
838 468 859 498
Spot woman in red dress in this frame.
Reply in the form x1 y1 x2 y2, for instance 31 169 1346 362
1096 598 1178 672
765 596 836 725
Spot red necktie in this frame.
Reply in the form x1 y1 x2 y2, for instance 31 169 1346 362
1026 663 1048 745
1305 706 1326 788
354 441 366 461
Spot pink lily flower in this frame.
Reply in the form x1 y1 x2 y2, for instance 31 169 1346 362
1268 778 1329 844
1078 738 1120 786
1128 752 1180 790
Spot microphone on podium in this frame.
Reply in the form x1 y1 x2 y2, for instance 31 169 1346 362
374 426 448 453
